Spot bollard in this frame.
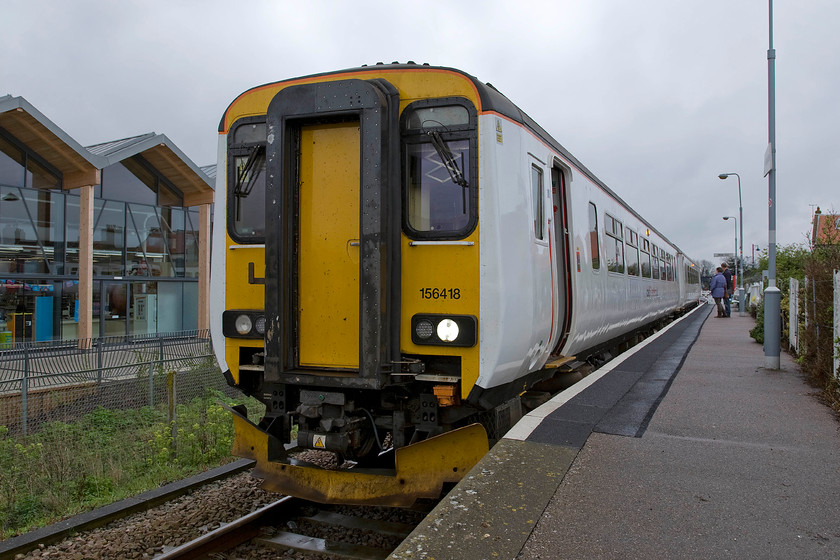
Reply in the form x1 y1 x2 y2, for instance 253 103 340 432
739 288 746 317
764 286 781 369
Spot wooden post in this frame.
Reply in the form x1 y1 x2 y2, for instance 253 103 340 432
198 203 211 332
78 184 94 348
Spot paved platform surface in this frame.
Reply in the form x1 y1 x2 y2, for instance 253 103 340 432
391 305 840 559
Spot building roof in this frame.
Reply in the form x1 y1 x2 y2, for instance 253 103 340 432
86 133 214 206
200 164 216 180
1 95 213 206
0 95 104 188
811 208 840 245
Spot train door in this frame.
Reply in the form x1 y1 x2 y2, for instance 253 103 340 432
263 79 400 385
298 122 360 369
550 164 572 352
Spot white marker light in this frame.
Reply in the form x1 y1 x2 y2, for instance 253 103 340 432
437 319 460 342
235 314 253 335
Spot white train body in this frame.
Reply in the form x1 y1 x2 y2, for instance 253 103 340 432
475 112 698 391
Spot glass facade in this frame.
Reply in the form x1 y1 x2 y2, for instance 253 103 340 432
0 133 202 343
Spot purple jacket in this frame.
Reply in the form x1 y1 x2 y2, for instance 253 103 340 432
710 272 727 298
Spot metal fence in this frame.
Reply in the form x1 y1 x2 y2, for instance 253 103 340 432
0 330 239 434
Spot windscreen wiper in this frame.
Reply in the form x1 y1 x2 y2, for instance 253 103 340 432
233 145 265 221
234 145 266 198
427 131 468 188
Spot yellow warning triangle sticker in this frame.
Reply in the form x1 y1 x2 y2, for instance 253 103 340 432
313 435 325 449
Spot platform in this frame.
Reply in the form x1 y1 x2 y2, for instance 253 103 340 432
390 305 840 559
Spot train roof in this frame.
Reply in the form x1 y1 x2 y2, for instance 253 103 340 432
222 63 692 262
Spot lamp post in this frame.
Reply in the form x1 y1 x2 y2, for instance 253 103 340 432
765 0 780 369
719 172 746 315
723 216 738 316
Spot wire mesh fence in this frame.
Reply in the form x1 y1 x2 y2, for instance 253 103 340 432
0 330 240 435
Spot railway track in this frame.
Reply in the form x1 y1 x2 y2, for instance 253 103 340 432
157 496 432 560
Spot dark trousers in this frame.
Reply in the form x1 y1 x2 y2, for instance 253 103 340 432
714 297 725 317
723 294 731 317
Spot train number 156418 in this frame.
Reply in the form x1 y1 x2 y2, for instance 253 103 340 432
419 287 461 300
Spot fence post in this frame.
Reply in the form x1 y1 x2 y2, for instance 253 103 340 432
168 370 177 456
22 344 29 435
834 270 839 379
789 277 799 354
97 337 103 384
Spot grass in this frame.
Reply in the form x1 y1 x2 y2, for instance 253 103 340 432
0 389 261 540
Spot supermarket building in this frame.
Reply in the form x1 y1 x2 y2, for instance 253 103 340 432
0 95 213 345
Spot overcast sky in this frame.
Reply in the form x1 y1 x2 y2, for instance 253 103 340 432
3 0 837 266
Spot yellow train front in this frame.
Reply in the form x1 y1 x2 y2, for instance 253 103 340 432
211 65 498 506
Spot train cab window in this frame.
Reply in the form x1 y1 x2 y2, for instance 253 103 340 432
227 119 267 242
402 99 477 239
531 165 545 240
605 214 624 274
588 202 600 270
626 228 640 276
641 238 652 278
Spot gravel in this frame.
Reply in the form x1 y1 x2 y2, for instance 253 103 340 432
15 472 275 559
15 450 428 559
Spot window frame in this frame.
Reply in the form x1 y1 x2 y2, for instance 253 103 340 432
531 164 545 241
588 202 601 271
400 97 478 240
604 213 625 274
0 126 63 190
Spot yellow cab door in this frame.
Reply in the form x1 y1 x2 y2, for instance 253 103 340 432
298 122 360 369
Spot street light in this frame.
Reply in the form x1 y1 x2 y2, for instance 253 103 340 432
764 0 780 369
719 172 746 315
723 216 738 316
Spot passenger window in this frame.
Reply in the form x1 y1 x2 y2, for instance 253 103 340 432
641 239 652 278
626 228 640 276
588 202 600 270
531 165 544 240
652 245 661 280
605 214 625 273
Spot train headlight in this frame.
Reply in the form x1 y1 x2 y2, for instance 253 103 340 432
223 310 265 339
415 319 434 340
411 314 477 347
437 319 459 342
234 314 253 335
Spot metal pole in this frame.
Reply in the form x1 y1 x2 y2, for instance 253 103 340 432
765 0 781 369
736 176 746 315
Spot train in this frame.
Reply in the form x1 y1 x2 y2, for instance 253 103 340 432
210 63 701 506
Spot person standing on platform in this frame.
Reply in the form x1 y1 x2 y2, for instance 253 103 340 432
721 262 733 317
710 267 727 318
